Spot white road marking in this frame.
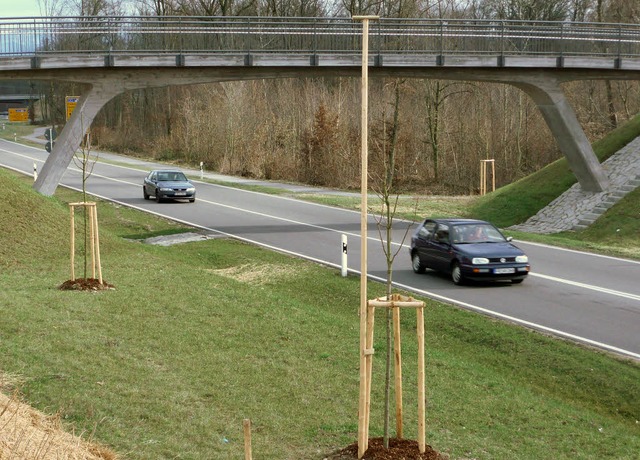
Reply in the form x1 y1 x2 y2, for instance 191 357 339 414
518 240 640 265
2 142 639 360
531 272 640 302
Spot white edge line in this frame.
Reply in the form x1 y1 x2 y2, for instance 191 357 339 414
46 181 640 361
516 239 640 265
389 279 640 361
9 142 640 267
2 153 639 361
5 138 640 267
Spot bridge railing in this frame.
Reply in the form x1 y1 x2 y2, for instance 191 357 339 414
1 16 640 60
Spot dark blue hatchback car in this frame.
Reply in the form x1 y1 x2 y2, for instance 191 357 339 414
410 218 530 285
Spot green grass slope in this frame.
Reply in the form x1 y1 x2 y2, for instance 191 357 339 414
1 169 639 459
471 113 640 228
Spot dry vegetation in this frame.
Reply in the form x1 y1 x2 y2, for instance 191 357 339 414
51 77 640 197
0 389 117 460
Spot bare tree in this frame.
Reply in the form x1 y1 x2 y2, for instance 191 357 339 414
423 80 472 181
477 0 573 20
71 113 100 279
37 0 67 15
370 79 415 449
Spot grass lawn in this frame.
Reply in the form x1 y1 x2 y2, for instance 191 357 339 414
1 168 639 459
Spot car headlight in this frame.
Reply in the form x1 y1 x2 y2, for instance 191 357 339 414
472 257 490 264
159 187 173 191
516 255 529 263
186 187 195 193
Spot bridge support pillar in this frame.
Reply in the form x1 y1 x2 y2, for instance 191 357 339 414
513 78 609 192
34 82 123 196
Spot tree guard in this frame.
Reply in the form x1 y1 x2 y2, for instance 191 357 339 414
359 293 426 457
69 202 102 284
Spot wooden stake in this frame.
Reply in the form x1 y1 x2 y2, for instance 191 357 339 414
70 206 75 281
417 306 426 453
393 306 403 438
364 303 376 446
69 202 103 284
354 15 377 459
93 205 103 283
89 204 96 279
480 159 495 195
243 419 252 460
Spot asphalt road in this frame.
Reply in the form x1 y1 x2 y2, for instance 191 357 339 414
2 136 639 360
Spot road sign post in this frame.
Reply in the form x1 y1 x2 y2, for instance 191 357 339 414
45 127 57 153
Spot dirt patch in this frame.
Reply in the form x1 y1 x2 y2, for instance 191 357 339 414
207 263 305 285
140 232 219 246
59 278 115 291
329 438 448 460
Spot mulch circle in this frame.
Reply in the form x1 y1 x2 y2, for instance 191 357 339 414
58 278 115 291
330 438 448 460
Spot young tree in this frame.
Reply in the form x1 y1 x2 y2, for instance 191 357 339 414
371 78 414 449
71 113 100 280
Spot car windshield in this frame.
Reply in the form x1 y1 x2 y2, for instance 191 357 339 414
452 224 506 243
157 172 187 181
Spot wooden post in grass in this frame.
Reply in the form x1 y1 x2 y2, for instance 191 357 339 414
364 300 376 442
69 202 102 283
352 14 378 458
243 419 252 460
417 305 426 452
393 305 403 439
366 294 426 453
480 159 495 195
70 205 75 280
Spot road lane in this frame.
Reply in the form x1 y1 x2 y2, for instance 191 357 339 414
2 138 639 359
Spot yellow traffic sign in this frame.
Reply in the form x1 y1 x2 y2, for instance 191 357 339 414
66 96 80 120
8 108 29 122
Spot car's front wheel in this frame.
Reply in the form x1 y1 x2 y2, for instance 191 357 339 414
451 262 466 285
155 191 163 203
412 252 425 274
143 187 150 200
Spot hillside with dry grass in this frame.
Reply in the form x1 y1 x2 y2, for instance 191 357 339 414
0 388 117 459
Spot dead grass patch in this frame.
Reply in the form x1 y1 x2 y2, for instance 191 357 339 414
0 390 118 460
207 263 306 285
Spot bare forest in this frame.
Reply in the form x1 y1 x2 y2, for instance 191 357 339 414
38 0 640 194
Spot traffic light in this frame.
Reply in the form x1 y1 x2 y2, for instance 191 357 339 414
44 127 57 153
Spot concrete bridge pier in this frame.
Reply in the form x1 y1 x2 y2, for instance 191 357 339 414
513 78 610 192
34 82 124 196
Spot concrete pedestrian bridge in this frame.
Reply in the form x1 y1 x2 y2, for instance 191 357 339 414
2 16 640 196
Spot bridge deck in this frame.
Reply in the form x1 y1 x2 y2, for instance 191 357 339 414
3 53 640 72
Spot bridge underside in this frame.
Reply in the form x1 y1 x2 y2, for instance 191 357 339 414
3 64 635 196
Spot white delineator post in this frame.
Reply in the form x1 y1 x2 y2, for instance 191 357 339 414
341 234 348 277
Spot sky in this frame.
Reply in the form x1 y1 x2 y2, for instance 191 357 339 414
1 0 44 17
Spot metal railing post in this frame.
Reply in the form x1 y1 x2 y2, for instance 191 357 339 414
376 19 382 66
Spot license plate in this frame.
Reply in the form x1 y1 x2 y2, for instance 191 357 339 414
494 267 515 274
174 192 186 196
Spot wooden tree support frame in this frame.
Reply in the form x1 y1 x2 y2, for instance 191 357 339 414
69 202 102 283
480 159 495 195
358 293 426 458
